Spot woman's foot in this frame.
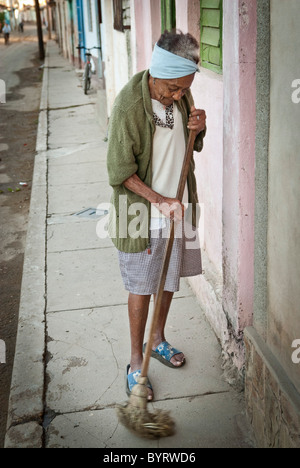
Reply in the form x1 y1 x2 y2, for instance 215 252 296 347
144 340 186 368
128 362 154 401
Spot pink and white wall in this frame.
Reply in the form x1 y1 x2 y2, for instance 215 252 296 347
175 0 225 360
176 0 257 376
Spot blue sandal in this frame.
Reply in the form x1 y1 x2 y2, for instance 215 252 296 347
143 341 186 369
126 364 153 399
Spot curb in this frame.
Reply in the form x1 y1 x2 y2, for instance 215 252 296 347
4 46 49 448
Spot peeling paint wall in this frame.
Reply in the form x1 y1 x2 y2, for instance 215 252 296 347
100 0 132 117
175 0 225 364
186 0 257 378
222 0 256 341
131 0 161 74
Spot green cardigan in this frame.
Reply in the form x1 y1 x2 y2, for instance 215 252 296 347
107 70 205 253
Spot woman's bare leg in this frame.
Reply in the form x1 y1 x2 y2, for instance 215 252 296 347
152 291 185 366
128 293 153 399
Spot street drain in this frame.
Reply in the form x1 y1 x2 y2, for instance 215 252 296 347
73 208 109 219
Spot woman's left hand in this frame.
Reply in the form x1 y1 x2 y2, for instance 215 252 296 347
188 106 206 134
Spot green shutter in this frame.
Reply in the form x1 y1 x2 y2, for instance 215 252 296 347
200 0 223 74
202 9 221 28
161 0 176 33
201 0 221 8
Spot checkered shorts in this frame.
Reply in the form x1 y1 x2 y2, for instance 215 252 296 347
118 221 202 295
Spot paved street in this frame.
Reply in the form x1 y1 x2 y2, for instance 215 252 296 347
0 23 44 447
0 24 43 88
3 41 255 448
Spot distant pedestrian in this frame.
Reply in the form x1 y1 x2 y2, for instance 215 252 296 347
3 22 11 45
19 20 24 33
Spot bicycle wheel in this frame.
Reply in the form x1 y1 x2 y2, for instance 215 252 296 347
87 75 91 91
86 66 92 92
83 64 89 95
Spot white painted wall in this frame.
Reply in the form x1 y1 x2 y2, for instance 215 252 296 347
83 0 99 59
130 0 137 74
100 0 131 117
100 0 115 116
113 29 130 97
175 0 225 344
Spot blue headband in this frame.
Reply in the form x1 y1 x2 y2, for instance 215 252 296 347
150 43 199 79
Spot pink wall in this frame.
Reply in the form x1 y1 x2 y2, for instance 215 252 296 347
222 0 257 336
176 0 257 369
134 0 161 72
176 0 224 276
238 0 257 330
175 0 199 38
176 0 225 345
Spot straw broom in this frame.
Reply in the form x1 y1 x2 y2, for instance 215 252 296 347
117 130 197 439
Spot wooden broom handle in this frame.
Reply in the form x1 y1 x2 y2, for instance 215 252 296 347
141 130 197 378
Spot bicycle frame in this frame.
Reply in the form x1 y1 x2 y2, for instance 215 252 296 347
76 45 101 95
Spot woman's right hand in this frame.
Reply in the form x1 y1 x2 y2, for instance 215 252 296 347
123 175 185 221
153 196 185 222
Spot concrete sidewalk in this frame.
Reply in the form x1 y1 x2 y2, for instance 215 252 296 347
5 41 254 448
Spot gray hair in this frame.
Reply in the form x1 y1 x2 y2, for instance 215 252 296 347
157 31 200 65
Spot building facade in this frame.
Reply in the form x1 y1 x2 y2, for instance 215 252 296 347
52 0 300 448
54 0 102 72
101 0 300 448
244 0 300 448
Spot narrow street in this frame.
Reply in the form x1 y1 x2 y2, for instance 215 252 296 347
3 40 254 449
0 23 45 447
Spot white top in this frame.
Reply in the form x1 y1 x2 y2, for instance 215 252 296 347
150 100 188 229
3 24 11 33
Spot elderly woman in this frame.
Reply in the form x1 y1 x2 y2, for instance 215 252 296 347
107 31 206 401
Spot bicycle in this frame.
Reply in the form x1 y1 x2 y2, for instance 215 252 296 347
76 46 101 95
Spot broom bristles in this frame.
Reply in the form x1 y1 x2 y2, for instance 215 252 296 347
116 404 175 440
116 377 175 439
